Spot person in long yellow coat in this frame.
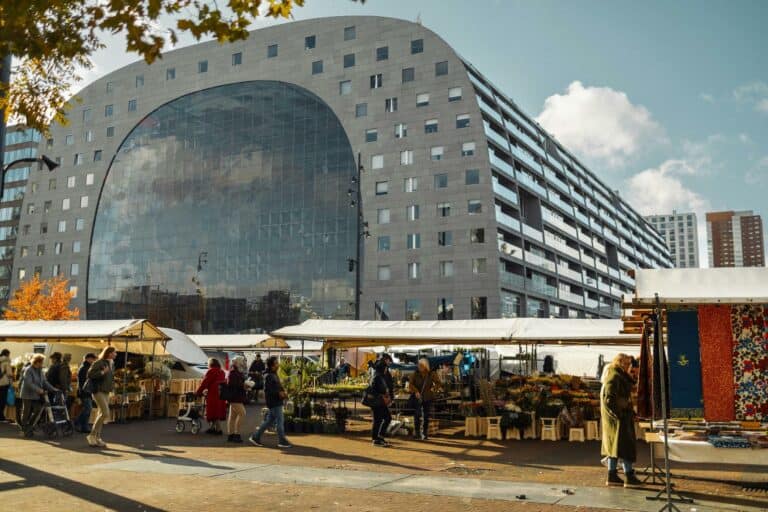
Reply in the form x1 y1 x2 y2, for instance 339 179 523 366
600 353 642 488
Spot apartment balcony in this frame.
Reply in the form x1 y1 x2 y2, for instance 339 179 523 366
468 72 495 100
592 239 606 254
618 253 634 268
583 275 598 289
574 209 590 227
571 189 586 205
586 200 599 215
525 250 557 273
608 267 620 279
484 122 510 151
595 260 609 274
559 289 584 306
581 252 596 268
493 179 518 206
610 286 624 299
545 232 581 260
542 208 577 238
584 297 599 309
505 120 543 158
578 230 593 245
521 223 544 242
557 265 583 283
548 194 574 216
477 96 504 125
527 279 558 298
544 168 570 196
511 145 543 175
604 229 619 244
497 239 524 260
516 171 548 199
488 149 516 178
500 103 539 140
495 209 521 232
598 281 610 293
612 305 623 317
620 272 635 286
500 270 525 290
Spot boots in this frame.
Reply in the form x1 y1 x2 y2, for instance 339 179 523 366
624 472 643 488
606 470 624 487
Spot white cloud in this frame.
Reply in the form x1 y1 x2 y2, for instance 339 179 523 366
745 157 768 186
733 81 768 114
536 81 664 169
699 93 715 103
739 133 753 144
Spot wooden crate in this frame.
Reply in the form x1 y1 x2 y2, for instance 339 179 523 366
169 380 185 394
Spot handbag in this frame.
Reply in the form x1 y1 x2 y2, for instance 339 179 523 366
361 384 383 408
6 386 15 407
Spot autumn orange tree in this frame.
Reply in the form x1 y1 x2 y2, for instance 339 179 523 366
4 275 80 320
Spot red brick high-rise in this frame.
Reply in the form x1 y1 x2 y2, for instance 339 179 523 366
706 210 765 267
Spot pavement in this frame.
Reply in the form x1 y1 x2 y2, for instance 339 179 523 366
0 407 765 512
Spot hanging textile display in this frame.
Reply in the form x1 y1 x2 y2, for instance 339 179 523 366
652 313 671 419
666 310 704 417
697 305 735 421
636 321 654 419
731 304 768 421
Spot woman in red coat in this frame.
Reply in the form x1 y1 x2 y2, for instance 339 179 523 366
196 358 227 435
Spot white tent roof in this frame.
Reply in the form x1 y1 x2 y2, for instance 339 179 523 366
271 318 635 347
159 328 208 365
0 319 168 342
189 334 271 350
633 267 768 304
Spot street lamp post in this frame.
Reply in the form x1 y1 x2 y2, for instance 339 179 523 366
1 155 59 199
347 152 368 321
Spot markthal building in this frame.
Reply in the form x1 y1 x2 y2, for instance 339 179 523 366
11 17 672 333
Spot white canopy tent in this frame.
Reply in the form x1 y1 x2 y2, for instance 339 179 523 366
189 334 323 352
271 318 636 348
632 267 768 305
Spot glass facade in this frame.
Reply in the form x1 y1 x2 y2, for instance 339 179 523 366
88 81 358 333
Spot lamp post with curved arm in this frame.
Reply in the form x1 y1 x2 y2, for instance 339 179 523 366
0 155 59 200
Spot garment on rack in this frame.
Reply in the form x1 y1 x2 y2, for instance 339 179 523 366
667 310 704 417
698 305 735 421
731 304 768 422
636 324 654 419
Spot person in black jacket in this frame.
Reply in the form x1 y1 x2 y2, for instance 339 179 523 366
73 353 96 433
249 356 292 449
381 353 395 400
370 359 392 447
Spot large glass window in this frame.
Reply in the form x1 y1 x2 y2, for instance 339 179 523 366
406 205 419 221
344 26 356 41
268 44 278 58
407 233 421 250
376 46 388 61
408 263 421 280
438 231 452 246
374 301 390 320
343 53 355 68
411 39 424 54
437 298 454 320
355 103 367 118
304 36 316 50
435 61 449 76
312 60 323 74
377 236 390 252
88 81 357 333
471 296 488 319
405 299 422 320
339 80 352 95
402 67 415 83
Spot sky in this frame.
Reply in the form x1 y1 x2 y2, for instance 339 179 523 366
79 0 768 266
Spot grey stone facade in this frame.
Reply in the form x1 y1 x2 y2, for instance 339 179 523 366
9 16 671 327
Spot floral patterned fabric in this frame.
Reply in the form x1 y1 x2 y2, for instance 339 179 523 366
698 305 735 421
731 304 768 421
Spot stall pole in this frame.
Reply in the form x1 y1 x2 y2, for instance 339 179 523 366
148 340 156 419
120 338 129 423
646 294 692 510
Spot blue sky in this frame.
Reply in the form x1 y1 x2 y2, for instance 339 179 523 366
84 0 768 264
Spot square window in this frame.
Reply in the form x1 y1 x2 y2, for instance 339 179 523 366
106 126 115 138
94 150 102 162
416 93 430 107
105 82 114 94
371 154 384 170
83 109 92 123
374 301 390 320
434 173 448 189
73 241 81 253
406 205 420 221
86 173 95 185
340 80 352 95
439 260 454 277
36 244 45 256
80 196 89 208
449 87 462 101
462 142 476 156
402 67 415 83
456 114 471 128
377 236 391 252
49 179 56 190
430 146 444 161
404 177 418 193
472 258 487 274
405 299 421 321
69 286 78 298
57 220 65 233
84 130 93 142
377 208 390 224
438 231 453 247
43 201 50 212
437 298 454 320
467 199 483 215
166 68 176 80
385 97 398 112
18 269 26 280
198 60 208 73
76 218 84 231
355 103 367 117
437 202 451 217
435 61 449 76
232 52 242 66
400 150 414 166
425 119 438 134
268 44 278 58
27 204 35 215
67 176 76 188
394 123 408 138
407 233 421 250
135 75 144 88
344 26 356 41
411 39 424 54
377 265 391 281
65 134 74 145
343 53 355 68
74 153 83 166
471 296 488 319
62 198 70 211
312 60 323 74
71 263 79 276
46 138 54 149
376 46 389 61
104 105 113 117
365 129 378 142
52 264 59 275
54 243 62 255
465 169 480 185
407 264 421 281
304 35 316 50
370 74 383 89
375 181 388 195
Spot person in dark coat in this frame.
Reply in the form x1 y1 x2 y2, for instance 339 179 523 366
196 358 227 435
370 359 392 446
225 356 248 443
248 354 266 392
249 356 292 448
408 358 441 440
19 354 58 436
600 353 641 488
74 353 96 433
380 353 395 400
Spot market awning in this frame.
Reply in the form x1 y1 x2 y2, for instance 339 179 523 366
630 267 768 305
0 319 170 355
189 334 272 350
271 318 637 348
159 328 208 364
